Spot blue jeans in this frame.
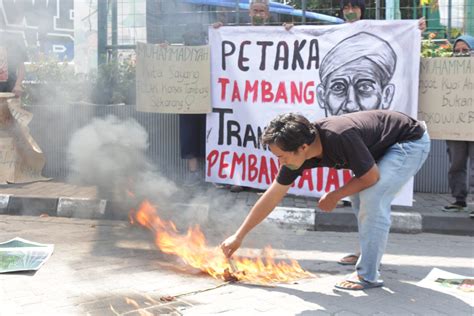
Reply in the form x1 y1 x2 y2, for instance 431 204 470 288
349 131 431 282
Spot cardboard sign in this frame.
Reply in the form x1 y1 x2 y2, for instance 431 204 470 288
0 93 47 184
418 57 474 141
136 42 211 114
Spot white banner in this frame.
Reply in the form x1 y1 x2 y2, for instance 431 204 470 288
206 21 421 206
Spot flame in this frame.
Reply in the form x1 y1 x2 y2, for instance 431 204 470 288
130 200 313 284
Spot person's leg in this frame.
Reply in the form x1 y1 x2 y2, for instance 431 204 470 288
180 115 203 186
468 142 474 218
468 142 474 199
188 157 198 173
338 194 361 265
446 140 468 208
338 133 430 288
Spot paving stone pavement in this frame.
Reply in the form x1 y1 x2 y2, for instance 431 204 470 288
0 215 472 315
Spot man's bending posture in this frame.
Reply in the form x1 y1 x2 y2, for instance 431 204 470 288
221 110 430 290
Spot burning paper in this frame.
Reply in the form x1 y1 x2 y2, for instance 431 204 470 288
0 237 54 273
130 200 313 285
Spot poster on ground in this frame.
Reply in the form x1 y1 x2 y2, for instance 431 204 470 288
417 268 474 306
0 237 54 273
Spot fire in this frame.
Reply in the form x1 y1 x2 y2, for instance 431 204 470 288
130 200 313 284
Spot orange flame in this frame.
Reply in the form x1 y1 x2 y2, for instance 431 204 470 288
130 200 313 284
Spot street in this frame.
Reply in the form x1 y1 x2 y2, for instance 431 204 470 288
0 215 472 316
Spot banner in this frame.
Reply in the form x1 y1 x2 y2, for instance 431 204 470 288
206 21 421 206
418 57 474 141
136 42 211 114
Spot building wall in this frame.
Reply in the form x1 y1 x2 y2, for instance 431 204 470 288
0 0 74 60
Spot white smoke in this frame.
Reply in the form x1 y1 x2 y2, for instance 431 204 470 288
67 115 177 202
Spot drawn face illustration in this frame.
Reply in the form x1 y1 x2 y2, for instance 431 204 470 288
317 58 395 116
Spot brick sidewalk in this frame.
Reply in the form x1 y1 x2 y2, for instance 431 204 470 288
0 216 472 315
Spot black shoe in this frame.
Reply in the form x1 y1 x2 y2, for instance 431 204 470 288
470 211 474 219
342 200 352 207
443 201 467 212
230 185 244 193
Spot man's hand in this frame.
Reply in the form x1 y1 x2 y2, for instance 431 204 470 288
283 23 293 31
318 192 339 212
213 22 223 29
418 17 426 32
220 233 243 258
12 84 23 98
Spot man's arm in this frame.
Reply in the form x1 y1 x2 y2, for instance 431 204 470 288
318 164 379 212
220 180 290 257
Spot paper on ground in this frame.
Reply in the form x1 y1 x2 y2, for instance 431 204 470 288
417 268 474 306
0 237 54 273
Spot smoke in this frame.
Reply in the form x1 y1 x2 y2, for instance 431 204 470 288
67 115 177 203
66 115 284 250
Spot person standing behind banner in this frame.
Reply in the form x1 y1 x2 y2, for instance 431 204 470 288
443 35 474 217
213 0 291 192
0 33 27 98
340 0 426 31
179 23 208 187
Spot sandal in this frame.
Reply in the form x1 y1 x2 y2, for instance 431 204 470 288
335 278 384 291
337 253 359 266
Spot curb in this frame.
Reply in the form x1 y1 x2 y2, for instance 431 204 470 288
314 210 423 234
0 194 472 236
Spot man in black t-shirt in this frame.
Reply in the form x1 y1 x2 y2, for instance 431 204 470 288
221 110 430 290
0 33 27 97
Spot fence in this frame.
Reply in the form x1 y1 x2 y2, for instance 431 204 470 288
20 0 472 193
27 103 451 193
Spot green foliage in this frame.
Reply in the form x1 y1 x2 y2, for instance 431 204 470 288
421 35 453 57
93 57 135 104
23 54 136 105
23 54 87 105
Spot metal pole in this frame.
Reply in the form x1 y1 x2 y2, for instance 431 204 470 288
235 0 240 25
447 0 452 41
112 0 118 61
412 0 417 19
375 0 380 20
302 0 306 24
467 0 474 36
97 0 108 66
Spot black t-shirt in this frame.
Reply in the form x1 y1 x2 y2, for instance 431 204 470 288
0 33 28 89
276 110 425 185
